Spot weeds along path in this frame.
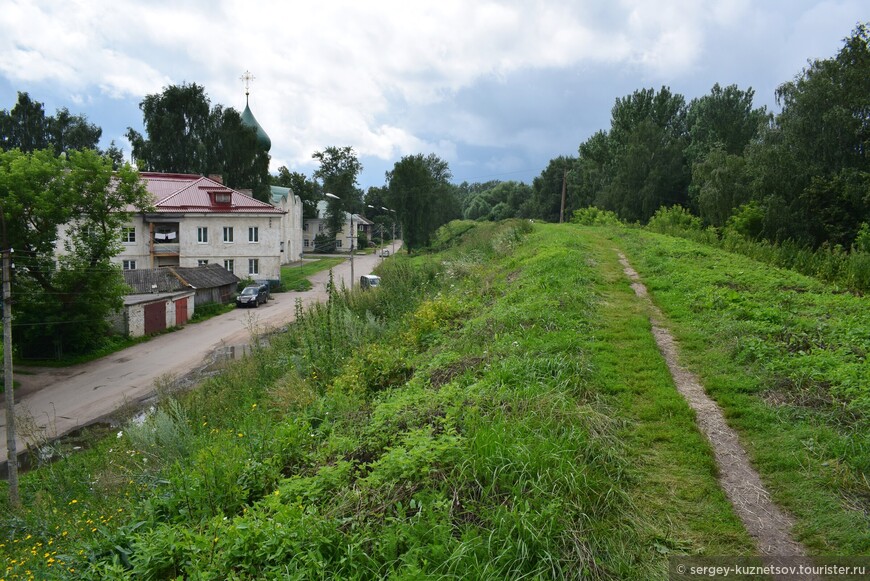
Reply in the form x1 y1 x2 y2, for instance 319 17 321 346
615 249 809 558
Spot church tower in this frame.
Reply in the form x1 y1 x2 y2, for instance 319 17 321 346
239 70 272 152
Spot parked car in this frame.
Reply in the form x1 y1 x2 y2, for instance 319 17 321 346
360 274 381 290
379 249 390 257
236 285 268 308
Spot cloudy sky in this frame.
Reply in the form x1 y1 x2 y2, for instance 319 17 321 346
0 1 866 189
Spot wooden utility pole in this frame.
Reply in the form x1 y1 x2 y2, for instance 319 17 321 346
559 168 568 223
2 223 19 507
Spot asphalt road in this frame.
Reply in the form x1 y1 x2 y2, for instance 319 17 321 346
1 245 399 455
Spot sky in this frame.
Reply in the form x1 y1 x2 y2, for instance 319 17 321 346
0 0 866 190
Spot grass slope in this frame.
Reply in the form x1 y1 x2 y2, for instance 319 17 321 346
1 221 865 580
610 227 869 554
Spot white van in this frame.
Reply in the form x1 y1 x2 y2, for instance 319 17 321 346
360 274 381 290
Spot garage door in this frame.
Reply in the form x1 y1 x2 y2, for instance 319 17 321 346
144 301 167 335
176 297 188 326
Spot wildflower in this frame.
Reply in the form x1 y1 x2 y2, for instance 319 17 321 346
251 403 257 409
68 500 77 505
237 433 244 438
117 431 123 439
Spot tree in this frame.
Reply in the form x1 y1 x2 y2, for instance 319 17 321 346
1 92 101 155
463 181 533 221
597 87 690 222
746 22 870 247
0 148 150 357
686 84 769 164
312 146 363 239
691 146 752 227
531 156 575 222
273 167 320 219
385 153 456 252
127 83 270 200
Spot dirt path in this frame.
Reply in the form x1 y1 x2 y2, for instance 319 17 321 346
617 252 810 560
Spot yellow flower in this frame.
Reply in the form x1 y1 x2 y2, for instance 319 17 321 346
237 433 244 438
69 500 77 505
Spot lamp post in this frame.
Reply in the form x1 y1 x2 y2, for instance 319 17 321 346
382 207 397 255
325 193 354 288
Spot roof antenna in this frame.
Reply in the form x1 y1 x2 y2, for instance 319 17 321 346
240 70 255 105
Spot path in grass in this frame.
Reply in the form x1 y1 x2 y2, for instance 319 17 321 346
617 250 808 558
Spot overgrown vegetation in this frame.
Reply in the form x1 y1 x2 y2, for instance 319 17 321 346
1 221 866 579
647 205 870 292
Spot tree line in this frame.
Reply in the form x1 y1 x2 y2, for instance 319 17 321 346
515 22 869 252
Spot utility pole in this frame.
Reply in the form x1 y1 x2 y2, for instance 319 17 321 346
1 209 19 508
559 167 567 224
349 214 355 289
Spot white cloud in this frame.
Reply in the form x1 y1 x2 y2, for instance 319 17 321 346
2 0 867 187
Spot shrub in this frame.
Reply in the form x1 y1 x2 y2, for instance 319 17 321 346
853 222 870 253
647 205 703 234
332 343 414 397
571 206 622 226
726 202 765 240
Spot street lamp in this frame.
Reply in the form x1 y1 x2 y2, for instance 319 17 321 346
382 207 397 255
325 193 354 288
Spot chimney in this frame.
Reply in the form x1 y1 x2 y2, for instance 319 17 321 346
208 174 223 184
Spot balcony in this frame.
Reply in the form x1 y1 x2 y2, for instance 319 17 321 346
152 243 180 255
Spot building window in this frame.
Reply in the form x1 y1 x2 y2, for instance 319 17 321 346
318 223 324 232
336 239 343 249
224 259 234 273
122 227 136 243
304 239 309 248
197 226 208 243
280 241 285 253
214 192 231 204
248 226 259 243
303 223 309 231
248 258 259 275
198 259 209 266
223 226 234 243
122 260 136 270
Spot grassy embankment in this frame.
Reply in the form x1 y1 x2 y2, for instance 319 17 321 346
609 227 869 554
0 221 866 579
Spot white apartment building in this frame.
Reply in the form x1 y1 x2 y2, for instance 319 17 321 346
114 173 299 281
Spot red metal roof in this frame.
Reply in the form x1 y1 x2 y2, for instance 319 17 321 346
140 173 284 214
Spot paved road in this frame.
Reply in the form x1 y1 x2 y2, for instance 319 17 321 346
1 245 400 455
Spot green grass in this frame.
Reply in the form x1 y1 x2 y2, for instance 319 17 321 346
580 229 754 559
610 227 869 554
1 220 866 579
280 258 345 291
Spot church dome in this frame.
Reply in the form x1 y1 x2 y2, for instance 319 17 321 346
241 99 272 152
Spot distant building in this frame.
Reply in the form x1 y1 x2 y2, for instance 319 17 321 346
303 201 374 253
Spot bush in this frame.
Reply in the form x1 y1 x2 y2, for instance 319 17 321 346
571 206 622 226
853 222 870 253
726 202 765 240
647 205 703 234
